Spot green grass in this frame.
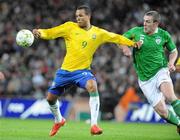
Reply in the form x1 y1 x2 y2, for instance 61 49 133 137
0 118 179 140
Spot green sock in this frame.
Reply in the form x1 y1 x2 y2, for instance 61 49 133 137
165 110 180 126
171 100 180 117
89 92 99 97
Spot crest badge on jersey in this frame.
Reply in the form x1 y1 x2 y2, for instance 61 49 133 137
155 37 161 45
92 34 96 40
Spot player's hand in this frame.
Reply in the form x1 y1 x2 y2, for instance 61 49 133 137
168 63 176 72
0 72 5 80
32 29 41 39
122 46 132 57
134 41 142 49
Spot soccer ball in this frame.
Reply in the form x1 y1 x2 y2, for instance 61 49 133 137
16 29 34 48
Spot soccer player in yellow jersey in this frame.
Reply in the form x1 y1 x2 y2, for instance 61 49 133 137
33 5 140 136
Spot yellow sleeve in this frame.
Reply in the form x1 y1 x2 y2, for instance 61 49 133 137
176 57 180 66
38 21 73 40
101 29 135 47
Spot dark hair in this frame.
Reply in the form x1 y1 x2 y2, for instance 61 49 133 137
76 5 91 15
145 11 161 23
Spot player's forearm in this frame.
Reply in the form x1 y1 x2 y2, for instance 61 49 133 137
38 29 54 40
169 49 178 65
118 35 135 47
105 32 135 47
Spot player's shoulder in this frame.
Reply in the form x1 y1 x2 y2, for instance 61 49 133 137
91 25 105 32
158 28 169 34
62 21 77 27
90 25 110 34
158 28 171 37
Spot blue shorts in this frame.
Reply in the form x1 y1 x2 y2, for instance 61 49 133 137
48 69 97 95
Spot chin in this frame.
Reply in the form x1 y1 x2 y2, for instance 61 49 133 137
78 23 83 27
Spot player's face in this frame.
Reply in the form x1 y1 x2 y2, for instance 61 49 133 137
75 9 90 28
143 15 158 34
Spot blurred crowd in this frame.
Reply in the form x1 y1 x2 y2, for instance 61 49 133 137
0 0 180 118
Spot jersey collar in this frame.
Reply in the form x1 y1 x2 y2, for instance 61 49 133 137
154 28 158 33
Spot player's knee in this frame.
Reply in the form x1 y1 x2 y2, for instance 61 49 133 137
46 95 57 105
46 92 58 105
86 80 97 92
46 98 56 105
88 85 96 92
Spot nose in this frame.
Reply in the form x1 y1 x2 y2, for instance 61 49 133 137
144 21 147 26
76 16 80 21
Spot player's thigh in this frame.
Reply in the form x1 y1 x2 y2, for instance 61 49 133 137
139 79 163 107
48 70 71 96
75 71 97 92
157 68 177 102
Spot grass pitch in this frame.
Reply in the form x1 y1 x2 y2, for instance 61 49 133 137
0 118 179 140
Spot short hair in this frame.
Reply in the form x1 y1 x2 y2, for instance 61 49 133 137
76 5 91 15
145 11 161 23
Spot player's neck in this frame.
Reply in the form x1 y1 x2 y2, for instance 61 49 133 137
83 23 92 30
147 27 158 35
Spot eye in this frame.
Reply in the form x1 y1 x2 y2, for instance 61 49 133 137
76 15 79 18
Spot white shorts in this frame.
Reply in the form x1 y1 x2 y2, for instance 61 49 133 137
138 68 172 107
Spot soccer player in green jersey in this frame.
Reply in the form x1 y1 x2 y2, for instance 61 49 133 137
123 11 180 135
33 5 140 136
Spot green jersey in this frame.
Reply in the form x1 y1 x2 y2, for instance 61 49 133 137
123 27 176 81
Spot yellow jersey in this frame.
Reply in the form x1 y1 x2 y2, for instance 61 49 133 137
177 57 180 66
39 21 135 71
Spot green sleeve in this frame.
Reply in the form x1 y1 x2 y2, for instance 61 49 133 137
164 31 176 52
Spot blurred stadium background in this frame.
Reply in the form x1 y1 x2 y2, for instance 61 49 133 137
0 0 180 136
